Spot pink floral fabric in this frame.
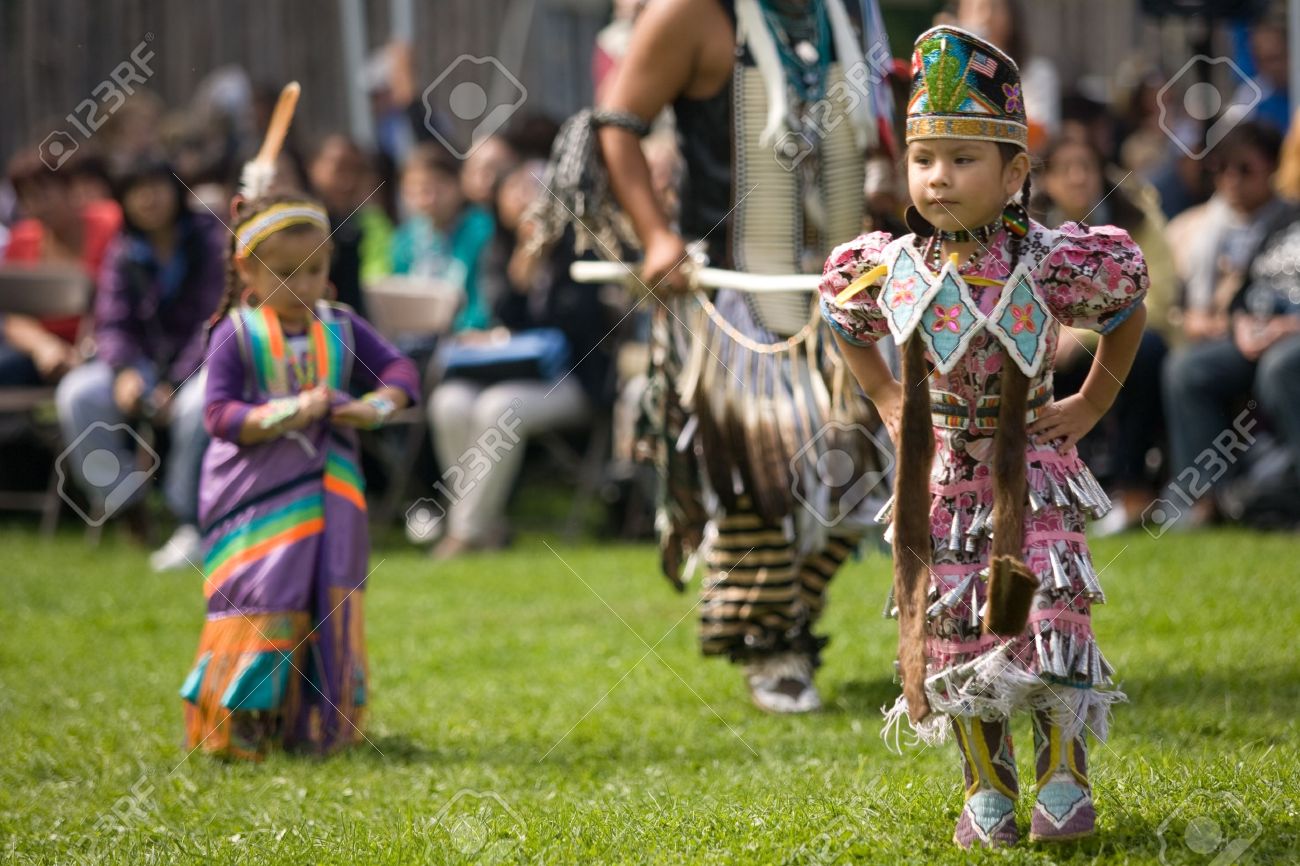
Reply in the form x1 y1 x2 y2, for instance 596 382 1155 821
819 221 1148 718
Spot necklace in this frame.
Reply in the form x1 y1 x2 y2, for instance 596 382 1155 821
932 217 1002 244
758 0 832 102
287 334 317 389
923 235 984 275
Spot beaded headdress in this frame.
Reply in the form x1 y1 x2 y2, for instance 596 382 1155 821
905 25 1027 148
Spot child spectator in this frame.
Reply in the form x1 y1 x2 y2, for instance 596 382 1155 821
391 144 494 333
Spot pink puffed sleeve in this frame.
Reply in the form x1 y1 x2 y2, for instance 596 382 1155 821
1037 223 1149 335
818 231 894 346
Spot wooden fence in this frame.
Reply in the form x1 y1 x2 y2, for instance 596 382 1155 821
0 0 1228 169
0 0 606 165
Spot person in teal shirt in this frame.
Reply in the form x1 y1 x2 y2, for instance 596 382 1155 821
391 143 495 332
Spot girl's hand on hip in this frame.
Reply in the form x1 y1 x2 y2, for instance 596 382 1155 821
1029 394 1104 452
868 380 904 447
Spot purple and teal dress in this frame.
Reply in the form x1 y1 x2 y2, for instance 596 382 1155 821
180 302 418 759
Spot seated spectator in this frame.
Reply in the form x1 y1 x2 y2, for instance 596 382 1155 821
1036 135 1178 533
426 162 613 559
1235 8 1289 135
1163 203 1300 529
55 158 225 569
308 134 393 318
391 144 495 334
1162 121 1296 528
1166 122 1287 347
459 134 520 210
1117 72 1174 179
64 148 115 208
2 148 122 386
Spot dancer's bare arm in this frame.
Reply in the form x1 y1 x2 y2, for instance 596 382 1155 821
598 0 730 290
835 335 903 445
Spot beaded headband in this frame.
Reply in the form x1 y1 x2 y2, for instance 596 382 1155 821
234 202 330 258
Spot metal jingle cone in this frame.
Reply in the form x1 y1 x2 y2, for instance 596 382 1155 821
874 493 895 525
927 571 975 618
1074 549 1105 601
1066 472 1095 510
1046 631 1059 676
1048 542 1071 591
1099 650 1115 681
1082 467 1112 512
1048 474 1071 508
947 508 963 551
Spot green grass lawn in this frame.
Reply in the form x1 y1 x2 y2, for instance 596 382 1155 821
1 524 1297 864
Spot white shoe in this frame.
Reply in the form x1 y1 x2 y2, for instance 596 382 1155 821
743 652 822 714
150 524 202 572
1089 503 1129 538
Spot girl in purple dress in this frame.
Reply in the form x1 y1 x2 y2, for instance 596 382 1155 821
820 27 1147 848
180 193 418 760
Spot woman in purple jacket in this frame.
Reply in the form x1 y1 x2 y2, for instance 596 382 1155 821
55 158 226 567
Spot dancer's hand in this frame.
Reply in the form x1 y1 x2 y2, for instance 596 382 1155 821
640 230 691 295
1029 394 1104 451
330 398 381 429
282 386 331 430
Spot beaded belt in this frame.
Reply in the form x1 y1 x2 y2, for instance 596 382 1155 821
930 379 1053 432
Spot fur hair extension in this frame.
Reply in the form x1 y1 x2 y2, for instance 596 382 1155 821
983 172 1039 637
984 358 1037 635
894 332 936 723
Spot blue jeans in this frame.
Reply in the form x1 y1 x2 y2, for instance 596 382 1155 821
1163 333 1300 491
55 360 208 523
0 342 41 386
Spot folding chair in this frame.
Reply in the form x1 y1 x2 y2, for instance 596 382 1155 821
359 275 462 524
0 265 93 535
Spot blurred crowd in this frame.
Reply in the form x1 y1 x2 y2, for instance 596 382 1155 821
1 0 1297 569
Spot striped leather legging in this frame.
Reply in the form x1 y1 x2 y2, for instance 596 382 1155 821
698 506 860 664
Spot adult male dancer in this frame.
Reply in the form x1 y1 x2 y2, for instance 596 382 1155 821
597 0 890 712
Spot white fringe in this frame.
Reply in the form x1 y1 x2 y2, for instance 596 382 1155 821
734 0 788 149
824 0 875 149
880 643 1127 752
